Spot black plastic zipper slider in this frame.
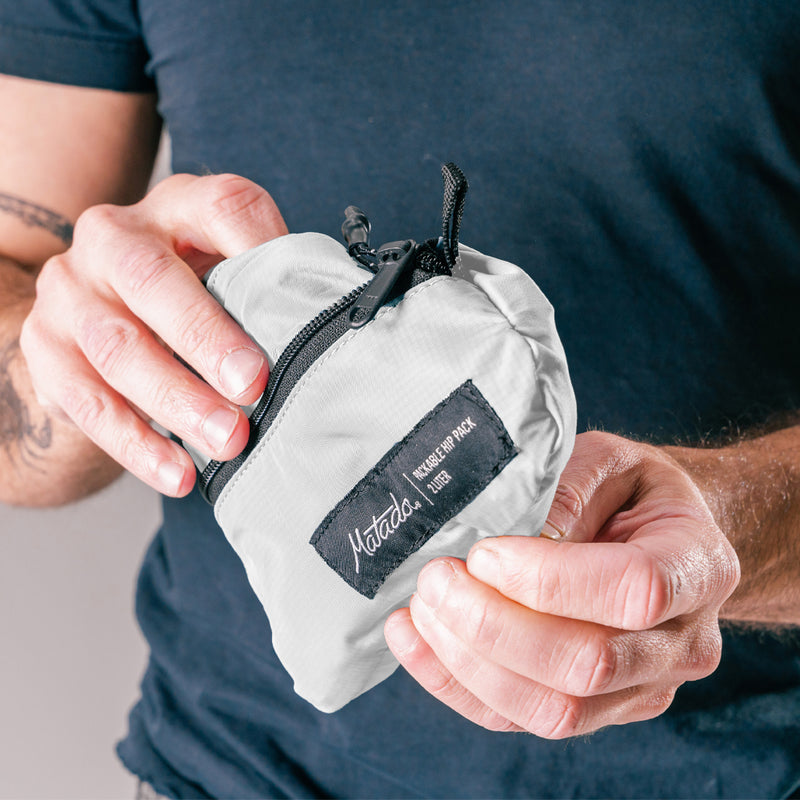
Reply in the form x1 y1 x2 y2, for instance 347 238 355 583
347 239 416 328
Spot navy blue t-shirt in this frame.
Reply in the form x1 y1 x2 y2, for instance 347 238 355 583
3 2 800 797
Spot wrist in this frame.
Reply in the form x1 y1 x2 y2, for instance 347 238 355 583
660 443 729 535
663 429 800 624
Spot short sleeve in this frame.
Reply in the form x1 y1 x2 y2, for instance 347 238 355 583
0 0 153 92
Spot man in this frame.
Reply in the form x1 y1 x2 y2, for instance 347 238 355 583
1 1 799 796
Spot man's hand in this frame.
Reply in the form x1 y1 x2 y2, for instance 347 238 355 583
384 431 741 737
20 173 287 496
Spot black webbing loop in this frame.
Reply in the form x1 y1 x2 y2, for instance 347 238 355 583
440 162 469 270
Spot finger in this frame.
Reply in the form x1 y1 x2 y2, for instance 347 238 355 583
469 528 735 630
540 431 644 542
384 608 524 733
102 238 268 404
47 230 269 406
143 172 289 259
24 337 195 496
540 430 709 545
414 558 722 696
72 301 251 460
406 592 678 738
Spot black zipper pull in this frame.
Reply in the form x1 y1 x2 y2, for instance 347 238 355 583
341 205 371 246
347 239 416 328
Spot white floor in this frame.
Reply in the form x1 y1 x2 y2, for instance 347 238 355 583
0 474 160 799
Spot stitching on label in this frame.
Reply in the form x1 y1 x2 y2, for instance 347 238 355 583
309 379 517 598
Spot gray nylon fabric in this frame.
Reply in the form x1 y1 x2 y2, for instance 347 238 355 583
188 232 576 711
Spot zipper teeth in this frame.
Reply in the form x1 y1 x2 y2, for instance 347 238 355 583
249 283 366 429
200 283 367 495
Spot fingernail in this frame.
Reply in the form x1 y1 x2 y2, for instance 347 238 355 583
467 546 499 584
202 407 239 452
219 348 265 398
417 560 455 610
541 520 567 540
385 614 420 655
158 461 185 495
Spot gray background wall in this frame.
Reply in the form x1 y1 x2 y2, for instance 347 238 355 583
0 476 160 799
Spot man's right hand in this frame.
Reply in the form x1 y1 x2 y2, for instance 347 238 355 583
20 173 288 496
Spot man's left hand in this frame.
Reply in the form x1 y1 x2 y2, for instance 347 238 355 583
384 431 740 737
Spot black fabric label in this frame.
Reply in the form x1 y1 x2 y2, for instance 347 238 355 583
310 380 517 599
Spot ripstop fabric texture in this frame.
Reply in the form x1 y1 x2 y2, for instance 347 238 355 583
189 232 576 711
4 1 800 797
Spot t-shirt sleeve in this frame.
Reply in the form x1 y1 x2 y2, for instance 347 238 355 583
0 0 153 92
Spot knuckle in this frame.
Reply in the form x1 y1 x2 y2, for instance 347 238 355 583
116 430 143 473
73 203 119 242
112 244 176 299
145 172 189 201
642 686 677 720
512 683 579 739
34 253 76 308
118 430 161 480
715 539 742 600
87 403 165 480
644 559 679 628
149 378 201 431
550 481 587 525
78 317 142 377
696 645 722 680
528 693 585 740
566 634 618 696
504 547 568 615
204 174 268 223
462 596 504 655
498 564 538 607
36 252 68 289
61 383 110 434
147 376 180 420
427 669 466 704
421 673 519 734
173 303 228 362
106 431 149 479
620 552 675 630
686 622 723 679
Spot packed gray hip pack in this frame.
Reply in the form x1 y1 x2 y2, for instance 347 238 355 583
187 165 577 712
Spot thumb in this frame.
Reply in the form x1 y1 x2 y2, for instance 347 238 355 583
541 431 643 542
145 173 289 261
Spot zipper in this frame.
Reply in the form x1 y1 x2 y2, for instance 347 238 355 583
347 239 417 328
199 239 424 504
200 282 363 503
198 156 471 504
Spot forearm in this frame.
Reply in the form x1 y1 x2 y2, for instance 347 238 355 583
0 256 121 507
665 425 800 625
0 77 166 506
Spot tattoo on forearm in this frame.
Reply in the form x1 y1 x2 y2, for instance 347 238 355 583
0 339 52 468
0 192 73 246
